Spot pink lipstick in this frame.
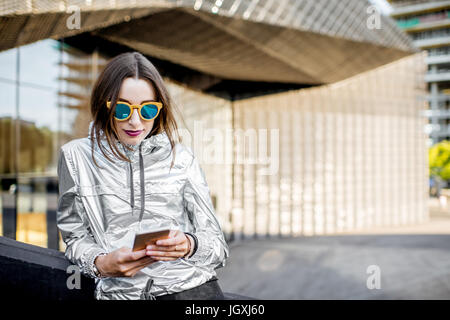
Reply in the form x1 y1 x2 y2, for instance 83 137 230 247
124 130 143 137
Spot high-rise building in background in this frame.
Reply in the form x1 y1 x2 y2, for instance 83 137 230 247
390 0 450 145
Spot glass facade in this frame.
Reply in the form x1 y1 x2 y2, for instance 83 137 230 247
171 53 429 239
227 53 428 238
0 39 106 250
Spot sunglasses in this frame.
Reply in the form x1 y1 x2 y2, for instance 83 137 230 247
106 100 163 121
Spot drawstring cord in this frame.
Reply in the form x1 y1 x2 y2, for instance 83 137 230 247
141 278 156 300
129 162 135 211
138 144 156 300
138 143 146 223
127 143 157 300
125 143 146 220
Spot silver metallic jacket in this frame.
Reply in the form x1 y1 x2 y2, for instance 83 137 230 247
57 125 229 300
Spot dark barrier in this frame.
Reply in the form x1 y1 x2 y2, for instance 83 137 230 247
0 236 96 300
0 236 252 300
1 178 17 240
46 177 59 250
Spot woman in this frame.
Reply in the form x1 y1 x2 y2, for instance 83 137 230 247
57 52 229 300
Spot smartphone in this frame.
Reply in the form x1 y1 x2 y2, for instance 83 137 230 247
132 229 171 252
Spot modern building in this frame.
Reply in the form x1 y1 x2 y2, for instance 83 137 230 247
0 0 429 248
390 0 450 144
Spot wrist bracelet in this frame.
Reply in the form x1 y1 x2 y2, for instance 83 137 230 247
183 234 192 258
92 252 108 278
184 232 198 258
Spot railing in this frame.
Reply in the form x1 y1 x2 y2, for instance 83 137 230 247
422 110 450 119
413 36 450 49
425 71 450 82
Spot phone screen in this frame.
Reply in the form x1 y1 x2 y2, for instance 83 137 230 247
132 229 171 251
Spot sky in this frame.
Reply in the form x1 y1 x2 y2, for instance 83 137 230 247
370 0 393 15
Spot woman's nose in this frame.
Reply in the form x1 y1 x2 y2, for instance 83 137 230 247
129 108 141 126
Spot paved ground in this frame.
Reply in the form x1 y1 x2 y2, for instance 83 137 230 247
217 211 450 299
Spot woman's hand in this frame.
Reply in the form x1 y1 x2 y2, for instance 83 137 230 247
95 247 156 278
145 230 193 261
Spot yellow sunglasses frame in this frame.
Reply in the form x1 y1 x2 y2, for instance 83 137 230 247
106 100 163 121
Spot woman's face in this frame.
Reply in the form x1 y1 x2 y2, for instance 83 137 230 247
114 77 157 146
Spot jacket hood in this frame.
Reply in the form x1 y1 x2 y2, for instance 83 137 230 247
87 121 172 162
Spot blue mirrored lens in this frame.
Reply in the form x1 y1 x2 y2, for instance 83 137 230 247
141 104 159 120
115 103 131 120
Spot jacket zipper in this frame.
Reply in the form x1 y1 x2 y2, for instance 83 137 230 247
129 162 135 211
138 144 146 223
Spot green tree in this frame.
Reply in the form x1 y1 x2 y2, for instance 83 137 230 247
429 140 450 180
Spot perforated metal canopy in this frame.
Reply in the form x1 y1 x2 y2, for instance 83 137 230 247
0 0 417 84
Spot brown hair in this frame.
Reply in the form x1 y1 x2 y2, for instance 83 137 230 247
89 52 182 168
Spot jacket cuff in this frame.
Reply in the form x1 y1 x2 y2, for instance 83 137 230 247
184 232 198 259
184 233 211 263
82 247 109 279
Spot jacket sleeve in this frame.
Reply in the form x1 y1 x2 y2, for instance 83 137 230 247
182 150 229 270
56 149 107 278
